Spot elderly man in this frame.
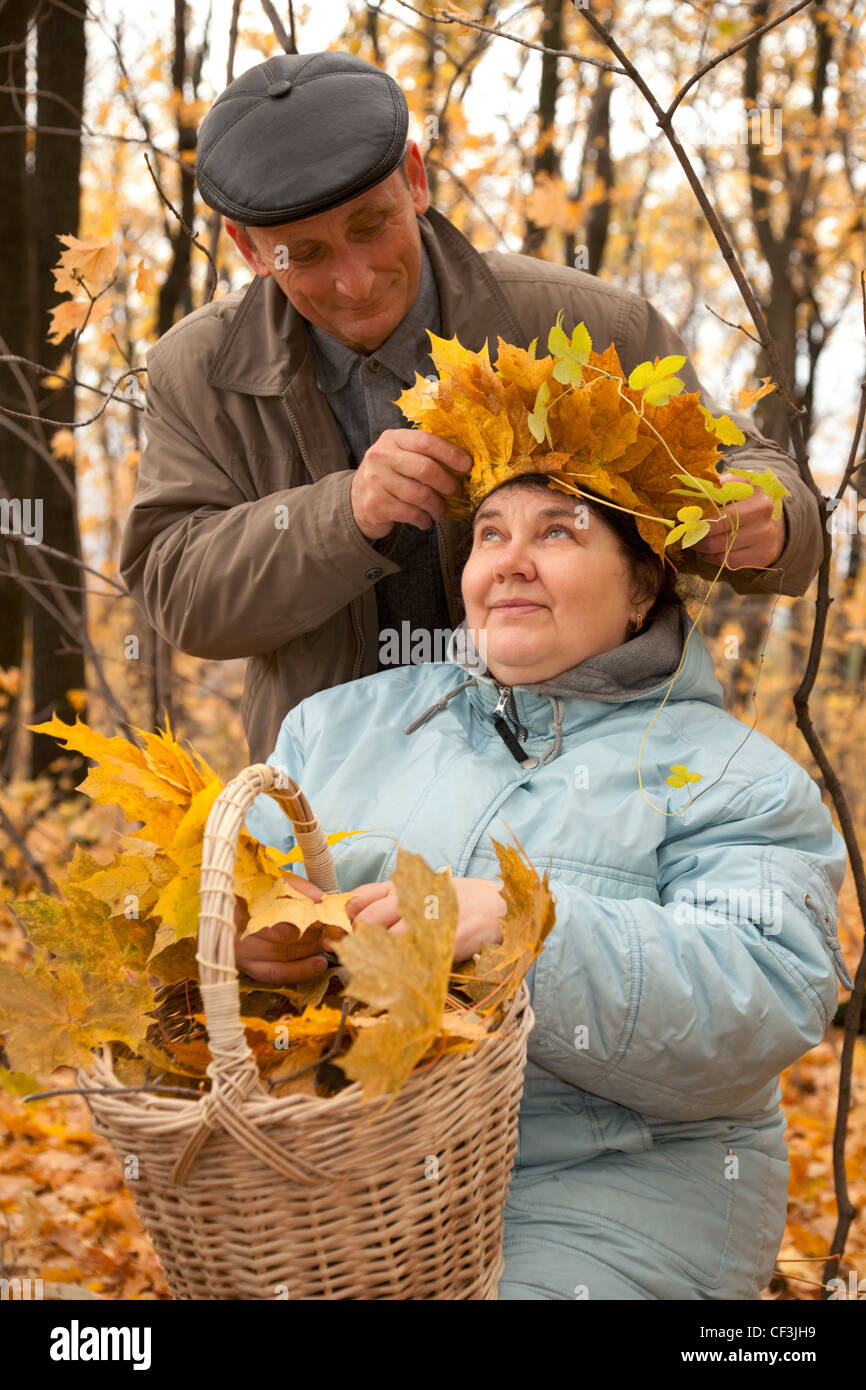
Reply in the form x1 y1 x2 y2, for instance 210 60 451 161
119 50 821 765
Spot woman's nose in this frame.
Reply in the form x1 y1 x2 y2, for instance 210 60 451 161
493 542 537 580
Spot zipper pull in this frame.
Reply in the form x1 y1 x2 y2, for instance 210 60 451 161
492 686 510 719
492 682 531 765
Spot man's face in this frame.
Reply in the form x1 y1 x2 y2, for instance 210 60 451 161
225 144 430 353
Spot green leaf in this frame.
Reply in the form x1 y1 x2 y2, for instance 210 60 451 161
628 354 687 406
664 505 710 549
548 310 592 387
528 380 553 446
698 404 746 446
727 466 791 521
0 1065 42 1098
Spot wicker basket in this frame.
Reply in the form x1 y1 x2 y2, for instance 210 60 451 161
80 763 533 1300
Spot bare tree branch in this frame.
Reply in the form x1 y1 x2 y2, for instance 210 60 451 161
143 151 219 305
391 0 627 72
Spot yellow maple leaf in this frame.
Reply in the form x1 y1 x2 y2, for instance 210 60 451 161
494 337 552 397
524 173 580 233
135 260 159 295
56 233 119 286
0 875 155 1081
47 296 110 346
243 877 357 939
458 836 556 1009
41 352 73 392
334 849 457 1099
736 376 777 410
50 263 84 298
51 429 76 461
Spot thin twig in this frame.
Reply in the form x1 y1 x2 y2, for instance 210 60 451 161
391 0 627 73
24 1084 203 1102
0 801 56 895
0 531 129 594
143 152 219 301
666 0 818 121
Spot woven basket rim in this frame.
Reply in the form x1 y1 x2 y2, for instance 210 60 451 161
81 981 533 1123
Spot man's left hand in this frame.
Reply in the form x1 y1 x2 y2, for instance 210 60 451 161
692 469 786 571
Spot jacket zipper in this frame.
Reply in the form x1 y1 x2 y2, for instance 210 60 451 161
492 680 530 764
282 396 365 680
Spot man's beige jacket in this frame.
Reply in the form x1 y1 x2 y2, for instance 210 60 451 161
119 208 821 764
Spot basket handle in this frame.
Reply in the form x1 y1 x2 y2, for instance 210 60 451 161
172 764 339 1186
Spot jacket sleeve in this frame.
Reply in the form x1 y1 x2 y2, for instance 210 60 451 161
622 295 821 599
526 769 849 1120
118 348 400 660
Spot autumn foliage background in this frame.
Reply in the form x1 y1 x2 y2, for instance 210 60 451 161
1 0 865 1300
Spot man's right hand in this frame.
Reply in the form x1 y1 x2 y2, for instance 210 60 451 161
350 429 472 541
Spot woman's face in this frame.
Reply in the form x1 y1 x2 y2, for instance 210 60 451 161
460 484 656 685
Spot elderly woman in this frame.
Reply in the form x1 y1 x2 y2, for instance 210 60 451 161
240 325 850 1300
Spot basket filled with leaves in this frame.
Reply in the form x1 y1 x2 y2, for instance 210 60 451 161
1 718 553 1300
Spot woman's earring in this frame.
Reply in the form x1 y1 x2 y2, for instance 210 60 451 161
628 612 644 634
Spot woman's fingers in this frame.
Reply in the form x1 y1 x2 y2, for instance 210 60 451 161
346 880 392 919
354 888 401 927
281 870 324 902
245 953 329 985
246 923 325 960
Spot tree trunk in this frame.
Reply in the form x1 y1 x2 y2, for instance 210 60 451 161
29 0 88 781
522 0 564 258
0 0 32 777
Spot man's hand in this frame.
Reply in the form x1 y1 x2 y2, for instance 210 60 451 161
234 871 330 985
692 470 787 571
346 876 506 964
351 429 472 541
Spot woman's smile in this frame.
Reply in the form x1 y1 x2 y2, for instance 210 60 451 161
489 601 547 615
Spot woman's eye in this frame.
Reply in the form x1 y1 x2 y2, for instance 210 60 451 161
545 525 570 538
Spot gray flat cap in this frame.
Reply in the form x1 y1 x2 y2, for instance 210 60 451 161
196 51 409 226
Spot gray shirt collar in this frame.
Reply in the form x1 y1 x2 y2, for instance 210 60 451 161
305 234 441 390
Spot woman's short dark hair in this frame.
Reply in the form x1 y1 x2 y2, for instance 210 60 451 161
454 472 687 635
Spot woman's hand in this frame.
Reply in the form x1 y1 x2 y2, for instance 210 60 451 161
233 870 330 985
346 877 506 964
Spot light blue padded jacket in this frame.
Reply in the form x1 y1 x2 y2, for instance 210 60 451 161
244 602 850 1300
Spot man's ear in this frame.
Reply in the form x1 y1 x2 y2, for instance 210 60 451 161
405 140 430 216
224 219 272 278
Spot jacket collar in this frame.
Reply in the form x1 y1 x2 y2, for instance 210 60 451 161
454 603 706 719
205 206 528 395
403 603 721 769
